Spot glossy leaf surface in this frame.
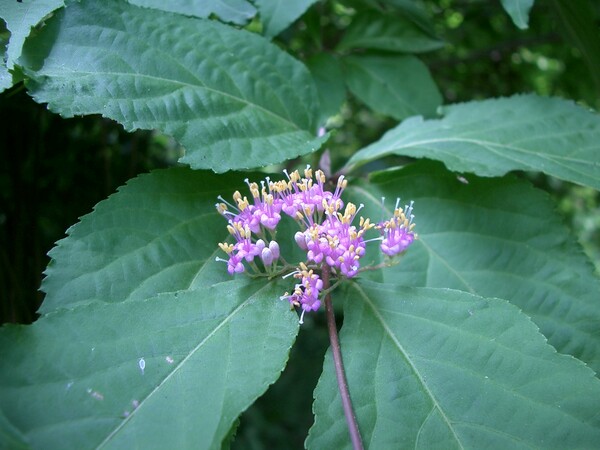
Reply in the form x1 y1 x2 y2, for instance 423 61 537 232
308 283 600 449
128 0 256 24
40 167 244 314
343 55 442 120
2 166 301 450
18 0 325 172
0 280 299 450
346 162 600 373
0 0 64 91
347 95 600 189
254 0 318 38
500 0 535 29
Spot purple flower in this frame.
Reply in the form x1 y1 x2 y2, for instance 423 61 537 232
299 202 372 278
216 243 245 274
217 169 417 323
280 263 323 323
378 199 417 257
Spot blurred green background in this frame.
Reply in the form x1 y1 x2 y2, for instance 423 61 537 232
1 1 599 447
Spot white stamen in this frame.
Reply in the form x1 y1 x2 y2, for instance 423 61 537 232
299 309 306 324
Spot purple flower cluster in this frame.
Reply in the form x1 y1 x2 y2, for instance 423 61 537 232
280 263 323 324
216 166 417 320
378 199 416 256
294 202 371 278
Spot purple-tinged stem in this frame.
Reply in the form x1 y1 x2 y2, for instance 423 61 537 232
322 264 364 450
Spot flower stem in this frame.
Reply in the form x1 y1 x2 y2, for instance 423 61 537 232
322 264 364 450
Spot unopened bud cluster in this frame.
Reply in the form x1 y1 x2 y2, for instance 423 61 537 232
216 166 416 322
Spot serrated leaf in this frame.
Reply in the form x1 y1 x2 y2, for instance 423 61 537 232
254 0 318 38
308 283 600 449
306 53 346 124
40 167 244 314
128 0 256 24
347 94 600 189
343 55 442 120
18 0 326 172
345 162 600 373
500 0 535 29
0 0 64 91
0 0 64 69
337 10 444 53
0 280 299 450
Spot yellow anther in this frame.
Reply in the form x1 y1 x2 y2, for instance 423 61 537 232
249 182 260 198
315 169 326 183
236 196 249 211
218 242 234 253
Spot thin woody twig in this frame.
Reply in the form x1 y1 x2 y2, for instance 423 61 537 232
322 264 364 450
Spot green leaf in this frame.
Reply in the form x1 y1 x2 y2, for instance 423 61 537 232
18 0 326 173
346 162 600 373
354 0 438 37
343 55 442 120
254 0 318 38
0 25 10 93
500 0 535 29
40 167 244 314
337 10 444 53
0 406 29 450
0 0 64 91
347 94 600 190
128 0 256 24
308 283 600 449
550 0 600 96
306 53 346 124
0 280 299 450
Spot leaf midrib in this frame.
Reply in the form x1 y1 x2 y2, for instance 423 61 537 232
39 69 303 131
366 136 598 169
353 282 466 450
95 281 268 448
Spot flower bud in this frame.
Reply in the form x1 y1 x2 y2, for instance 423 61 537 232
294 231 308 250
261 247 274 266
255 239 266 252
269 240 280 259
